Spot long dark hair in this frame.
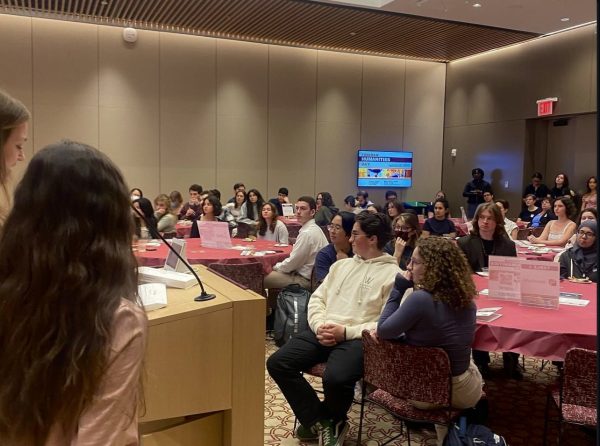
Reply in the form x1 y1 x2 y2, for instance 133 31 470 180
258 202 279 235
246 188 265 221
0 141 141 444
133 197 159 238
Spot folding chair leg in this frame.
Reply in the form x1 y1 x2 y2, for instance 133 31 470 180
357 381 368 445
406 425 411 446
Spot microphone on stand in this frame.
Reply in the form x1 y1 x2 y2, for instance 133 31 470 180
132 205 215 301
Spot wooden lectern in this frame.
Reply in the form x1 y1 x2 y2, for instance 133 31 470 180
139 265 265 446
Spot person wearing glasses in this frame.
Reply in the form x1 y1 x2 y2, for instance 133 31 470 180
559 220 597 282
384 212 421 270
314 212 355 285
268 211 399 446
376 237 482 446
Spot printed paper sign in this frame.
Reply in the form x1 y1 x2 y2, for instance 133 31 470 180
519 261 559 309
488 256 522 301
281 203 295 217
197 221 232 249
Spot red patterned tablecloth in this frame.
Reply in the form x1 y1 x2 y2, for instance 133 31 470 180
135 238 292 274
472 275 596 360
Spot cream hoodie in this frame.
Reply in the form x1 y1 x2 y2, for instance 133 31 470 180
308 253 400 340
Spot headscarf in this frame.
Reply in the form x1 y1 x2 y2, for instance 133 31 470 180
572 220 597 274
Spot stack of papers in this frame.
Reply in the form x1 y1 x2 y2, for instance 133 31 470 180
476 307 502 323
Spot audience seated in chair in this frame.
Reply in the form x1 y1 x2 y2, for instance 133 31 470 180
495 199 518 240
132 197 159 240
313 211 355 286
384 212 421 271
517 194 541 224
267 211 400 446
153 194 177 235
263 196 328 291
257 202 289 244
239 188 265 230
559 220 597 282
178 183 203 221
314 192 338 227
377 236 484 445
422 199 456 238
528 197 557 228
269 187 289 217
457 202 521 380
528 197 577 247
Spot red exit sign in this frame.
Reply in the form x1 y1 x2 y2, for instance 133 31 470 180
536 97 558 116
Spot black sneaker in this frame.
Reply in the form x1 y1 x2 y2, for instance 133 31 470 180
295 423 318 441
316 419 349 446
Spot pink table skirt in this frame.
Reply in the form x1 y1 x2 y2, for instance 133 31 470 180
135 238 292 274
472 275 596 360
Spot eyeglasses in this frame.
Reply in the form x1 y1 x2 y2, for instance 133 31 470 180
578 230 596 238
409 257 423 265
327 224 343 232
395 226 411 232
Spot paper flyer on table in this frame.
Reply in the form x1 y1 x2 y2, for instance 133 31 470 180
197 221 232 249
519 261 559 309
487 256 521 301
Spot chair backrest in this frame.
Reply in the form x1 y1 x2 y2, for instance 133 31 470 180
562 348 597 409
234 221 253 239
531 226 544 237
362 330 452 407
207 260 265 296
516 228 532 240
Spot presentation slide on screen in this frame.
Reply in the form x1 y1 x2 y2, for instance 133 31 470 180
357 150 413 188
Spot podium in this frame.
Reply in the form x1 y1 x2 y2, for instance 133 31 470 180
139 265 265 446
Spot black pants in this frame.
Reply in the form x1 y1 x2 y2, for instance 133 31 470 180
266 330 363 428
473 350 520 370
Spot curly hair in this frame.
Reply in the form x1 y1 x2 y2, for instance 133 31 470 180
414 237 476 309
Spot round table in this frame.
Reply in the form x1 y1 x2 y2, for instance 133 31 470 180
472 275 596 360
135 238 292 274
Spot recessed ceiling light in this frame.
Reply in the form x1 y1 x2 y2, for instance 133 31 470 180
473 3 482 7
560 17 570 22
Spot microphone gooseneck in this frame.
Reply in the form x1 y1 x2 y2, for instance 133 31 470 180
132 205 216 301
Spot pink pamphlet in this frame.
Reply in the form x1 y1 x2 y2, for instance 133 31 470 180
196 221 232 249
519 261 559 309
488 256 521 301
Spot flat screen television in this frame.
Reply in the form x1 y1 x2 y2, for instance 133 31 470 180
357 149 413 188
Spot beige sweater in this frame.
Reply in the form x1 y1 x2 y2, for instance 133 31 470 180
308 253 400 340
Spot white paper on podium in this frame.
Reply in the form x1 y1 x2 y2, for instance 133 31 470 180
138 283 168 311
488 256 521 301
197 221 232 248
519 260 559 309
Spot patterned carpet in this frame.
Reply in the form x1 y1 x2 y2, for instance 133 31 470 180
264 338 596 446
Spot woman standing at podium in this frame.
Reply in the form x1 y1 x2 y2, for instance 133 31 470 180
0 140 147 445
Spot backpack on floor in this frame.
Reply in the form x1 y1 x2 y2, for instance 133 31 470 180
443 416 507 446
273 283 311 347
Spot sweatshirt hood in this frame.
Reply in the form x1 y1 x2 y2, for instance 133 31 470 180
352 253 397 265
